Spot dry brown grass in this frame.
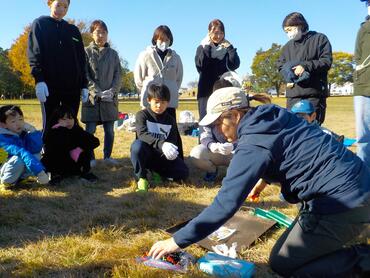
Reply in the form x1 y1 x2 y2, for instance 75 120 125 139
0 97 356 277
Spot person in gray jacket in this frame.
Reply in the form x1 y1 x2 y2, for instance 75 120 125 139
190 79 234 182
81 20 121 166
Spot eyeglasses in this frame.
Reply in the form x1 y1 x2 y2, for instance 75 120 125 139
92 31 107 36
211 31 224 36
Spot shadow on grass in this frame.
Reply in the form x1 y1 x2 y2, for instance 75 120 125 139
0 156 293 277
0 155 293 248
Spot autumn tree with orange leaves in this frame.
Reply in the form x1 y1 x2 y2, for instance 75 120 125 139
7 26 34 93
6 20 135 97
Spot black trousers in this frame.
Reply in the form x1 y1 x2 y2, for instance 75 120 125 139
130 139 189 181
286 97 327 125
269 197 370 277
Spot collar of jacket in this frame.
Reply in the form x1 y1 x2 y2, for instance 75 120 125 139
0 127 22 137
46 16 67 25
148 45 173 72
292 31 311 43
90 41 110 51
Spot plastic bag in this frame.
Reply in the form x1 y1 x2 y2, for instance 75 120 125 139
179 110 195 123
220 70 243 88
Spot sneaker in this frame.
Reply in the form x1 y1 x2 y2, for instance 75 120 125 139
90 159 97 168
0 182 13 190
18 176 37 185
151 171 162 185
136 178 149 192
80 172 98 183
17 177 37 188
204 168 218 182
104 158 119 166
49 174 63 186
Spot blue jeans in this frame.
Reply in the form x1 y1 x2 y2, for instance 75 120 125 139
354 96 370 167
130 140 189 181
0 155 39 184
85 121 115 159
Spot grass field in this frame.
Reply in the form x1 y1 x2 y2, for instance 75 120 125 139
0 97 357 277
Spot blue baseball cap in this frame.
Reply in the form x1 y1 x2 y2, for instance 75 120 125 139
291 100 315 114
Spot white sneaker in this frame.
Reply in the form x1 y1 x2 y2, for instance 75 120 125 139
104 158 119 166
90 159 97 168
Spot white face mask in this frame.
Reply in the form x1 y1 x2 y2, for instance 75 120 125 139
285 26 301 40
156 41 169 52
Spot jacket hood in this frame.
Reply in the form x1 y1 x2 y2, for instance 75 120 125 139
0 127 19 136
361 20 370 31
238 104 290 137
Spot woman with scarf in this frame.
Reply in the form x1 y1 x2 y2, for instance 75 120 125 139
195 19 240 126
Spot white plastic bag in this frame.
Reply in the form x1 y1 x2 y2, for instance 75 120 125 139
179 110 195 123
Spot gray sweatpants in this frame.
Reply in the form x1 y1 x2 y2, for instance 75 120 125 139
189 144 232 173
269 197 370 277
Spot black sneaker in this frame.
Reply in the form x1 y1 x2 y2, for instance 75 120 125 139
49 174 63 186
80 172 98 183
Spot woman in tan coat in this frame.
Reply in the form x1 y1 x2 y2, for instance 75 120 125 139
134 25 183 120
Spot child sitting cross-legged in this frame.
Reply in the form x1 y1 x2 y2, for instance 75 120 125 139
42 105 100 185
130 83 189 192
0 105 49 189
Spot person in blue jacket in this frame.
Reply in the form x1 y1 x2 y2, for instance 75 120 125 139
0 105 49 188
149 87 370 277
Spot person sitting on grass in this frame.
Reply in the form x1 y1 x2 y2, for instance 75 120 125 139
0 105 49 189
148 87 370 277
190 78 235 182
42 105 100 185
291 99 344 143
130 83 189 192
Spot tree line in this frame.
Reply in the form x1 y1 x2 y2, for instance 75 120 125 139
0 20 354 99
0 20 136 99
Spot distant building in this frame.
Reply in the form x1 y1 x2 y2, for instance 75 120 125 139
330 82 353 96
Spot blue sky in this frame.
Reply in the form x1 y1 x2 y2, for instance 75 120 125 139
0 0 366 87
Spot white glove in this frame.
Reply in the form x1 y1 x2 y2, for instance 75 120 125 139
220 39 231 48
209 142 234 155
35 82 49 102
100 89 114 102
81 88 89 103
161 142 179 160
37 171 49 185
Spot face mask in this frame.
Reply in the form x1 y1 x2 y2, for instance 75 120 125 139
156 41 169 52
287 28 300 40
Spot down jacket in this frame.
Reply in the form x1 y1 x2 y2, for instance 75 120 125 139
134 46 183 108
0 127 44 175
